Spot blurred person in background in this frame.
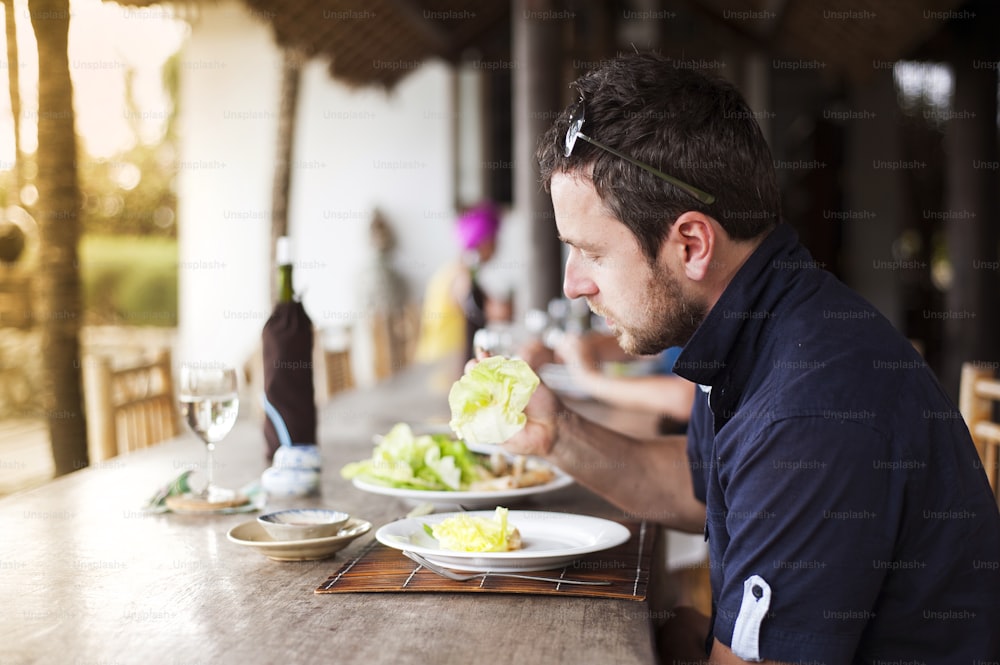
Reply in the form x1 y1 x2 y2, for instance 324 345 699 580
414 202 511 365
519 332 695 431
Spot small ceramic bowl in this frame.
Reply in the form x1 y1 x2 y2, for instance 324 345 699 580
257 508 350 541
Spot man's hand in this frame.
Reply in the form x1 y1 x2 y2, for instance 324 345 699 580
501 375 564 458
462 354 564 458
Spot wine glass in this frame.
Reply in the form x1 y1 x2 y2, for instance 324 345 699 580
177 364 240 502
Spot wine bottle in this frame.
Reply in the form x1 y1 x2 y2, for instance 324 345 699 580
261 234 318 465
276 236 294 303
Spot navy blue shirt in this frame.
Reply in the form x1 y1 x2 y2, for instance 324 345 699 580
673 223 1000 662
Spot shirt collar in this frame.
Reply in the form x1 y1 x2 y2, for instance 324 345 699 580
673 223 807 396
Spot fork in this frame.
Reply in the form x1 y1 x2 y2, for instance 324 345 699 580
401 550 611 586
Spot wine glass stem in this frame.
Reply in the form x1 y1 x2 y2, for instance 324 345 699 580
205 442 216 495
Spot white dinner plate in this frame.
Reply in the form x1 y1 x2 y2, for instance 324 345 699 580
351 466 574 509
375 510 631 572
227 517 371 562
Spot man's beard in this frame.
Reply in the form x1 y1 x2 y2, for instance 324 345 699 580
594 261 706 356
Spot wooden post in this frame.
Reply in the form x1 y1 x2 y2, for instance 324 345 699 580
942 33 1000 398
512 0 565 315
270 49 303 305
82 355 117 463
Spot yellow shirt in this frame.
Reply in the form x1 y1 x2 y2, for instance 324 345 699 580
413 262 467 363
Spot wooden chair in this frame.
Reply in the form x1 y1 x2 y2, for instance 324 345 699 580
370 303 421 379
959 362 1000 502
83 350 179 462
323 348 355 396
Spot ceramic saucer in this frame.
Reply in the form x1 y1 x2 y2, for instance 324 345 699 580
227 517 371 562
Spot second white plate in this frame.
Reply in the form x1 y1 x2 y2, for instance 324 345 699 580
351 468 574 509
375 510 631 572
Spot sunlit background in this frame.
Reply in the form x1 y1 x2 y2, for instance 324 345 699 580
1 0 187 163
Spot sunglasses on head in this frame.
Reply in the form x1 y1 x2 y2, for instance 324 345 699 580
564 98 716 206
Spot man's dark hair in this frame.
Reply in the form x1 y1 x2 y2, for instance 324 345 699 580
537 52 781 262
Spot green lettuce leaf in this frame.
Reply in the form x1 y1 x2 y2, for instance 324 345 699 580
340 423 484 491
448 356 540 446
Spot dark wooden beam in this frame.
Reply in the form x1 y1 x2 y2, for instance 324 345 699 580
941 14 1000 396
513 0 565 312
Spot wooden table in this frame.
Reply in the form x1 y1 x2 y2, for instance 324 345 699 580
0 360 669 665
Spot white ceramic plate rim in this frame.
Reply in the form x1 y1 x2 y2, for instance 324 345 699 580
375 510 630 572
352 470 573 507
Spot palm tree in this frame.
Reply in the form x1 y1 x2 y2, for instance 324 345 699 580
29 0 88 475
4 0 23 195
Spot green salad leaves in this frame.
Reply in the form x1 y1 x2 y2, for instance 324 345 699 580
340 423 484 491
447 356 540 446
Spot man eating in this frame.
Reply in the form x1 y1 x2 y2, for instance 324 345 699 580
499 52 1000 663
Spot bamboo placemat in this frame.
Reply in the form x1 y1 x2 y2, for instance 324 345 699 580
315 520 652 600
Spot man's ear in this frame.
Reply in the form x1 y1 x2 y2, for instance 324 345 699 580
666 211 717 281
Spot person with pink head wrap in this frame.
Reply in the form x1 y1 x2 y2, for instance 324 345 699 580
454 202 500 252
414 202 509 366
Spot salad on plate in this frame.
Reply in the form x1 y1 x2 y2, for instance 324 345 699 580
340 422 555 492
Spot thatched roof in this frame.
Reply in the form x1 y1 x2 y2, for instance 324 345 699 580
240 0 510 88
111 0 976 88
234 0 972 89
